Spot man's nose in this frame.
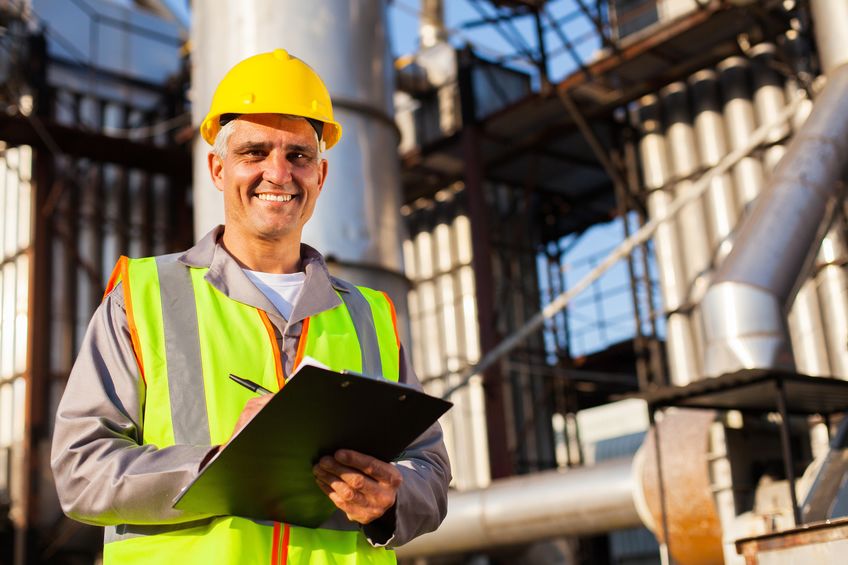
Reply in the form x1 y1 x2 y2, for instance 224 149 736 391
262 151 293 186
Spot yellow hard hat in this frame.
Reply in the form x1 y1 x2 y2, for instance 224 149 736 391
200 49 342 150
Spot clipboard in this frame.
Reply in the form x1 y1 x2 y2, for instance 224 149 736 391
172 364 452 528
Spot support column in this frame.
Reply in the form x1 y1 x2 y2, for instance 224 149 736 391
458 47 512 479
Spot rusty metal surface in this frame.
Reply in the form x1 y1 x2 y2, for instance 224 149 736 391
641 409 724 565
736 517 848 564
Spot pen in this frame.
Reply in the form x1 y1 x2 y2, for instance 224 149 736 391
228 373 273 396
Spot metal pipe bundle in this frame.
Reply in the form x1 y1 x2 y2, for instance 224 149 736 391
633 96 699 385
702 62 848 377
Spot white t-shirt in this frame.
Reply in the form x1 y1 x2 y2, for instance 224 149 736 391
242 269 306 320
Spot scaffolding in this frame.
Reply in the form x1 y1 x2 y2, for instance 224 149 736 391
0 1 190 562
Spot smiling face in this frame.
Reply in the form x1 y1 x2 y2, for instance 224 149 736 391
208 114 328 268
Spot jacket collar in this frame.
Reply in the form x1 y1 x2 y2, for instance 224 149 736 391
178 226 345 331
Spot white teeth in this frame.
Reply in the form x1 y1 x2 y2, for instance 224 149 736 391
257 194 294 202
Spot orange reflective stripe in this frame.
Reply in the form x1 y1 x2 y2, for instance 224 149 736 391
280 524 291 564
107 256 146 385
258 310 285 389
271 522 281 565
293 316 310 370
103 256 126 300
382 292 401 350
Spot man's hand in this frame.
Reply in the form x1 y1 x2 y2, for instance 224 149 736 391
313 449 403 525
200 395 274 470
231 395 273 440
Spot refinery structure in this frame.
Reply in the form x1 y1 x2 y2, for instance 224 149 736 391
2 0 848 563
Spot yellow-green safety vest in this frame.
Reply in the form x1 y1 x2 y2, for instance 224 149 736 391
102 254 402 565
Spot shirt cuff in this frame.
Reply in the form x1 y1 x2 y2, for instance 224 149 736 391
362 503 397 547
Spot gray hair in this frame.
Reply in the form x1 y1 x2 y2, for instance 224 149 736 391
211 119 236 160
210 115 322 160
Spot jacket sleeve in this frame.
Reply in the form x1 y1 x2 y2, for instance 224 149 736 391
50 283 214 526
362 346 452 548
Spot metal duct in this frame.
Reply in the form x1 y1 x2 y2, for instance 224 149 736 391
395 457 640 558
633 95 699 385
191 0 409 314
701 62 848 377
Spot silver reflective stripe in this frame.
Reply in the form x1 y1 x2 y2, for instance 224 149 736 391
105 519 214 543
156 255 211 445
104 515 358 544
336 282 383 378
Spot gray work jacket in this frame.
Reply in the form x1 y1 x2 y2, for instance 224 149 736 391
50 226 451 548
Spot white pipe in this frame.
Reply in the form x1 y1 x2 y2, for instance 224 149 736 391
634 95 699 386
816 227 848 378
810 0 848 74
396 458 640 558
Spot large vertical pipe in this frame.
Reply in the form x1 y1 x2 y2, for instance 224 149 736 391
191 0 408 314
787 282 831 377
785 75 832 377
810 0 848 380
662 82 710 377
816 228 848 378
751 44 790 173
420 0 447 48
661 82 712 287
689 69 739 262
810 0 848 74
633 96 699 385
718 56 765 211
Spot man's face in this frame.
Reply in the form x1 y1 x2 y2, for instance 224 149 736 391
208 113 328 246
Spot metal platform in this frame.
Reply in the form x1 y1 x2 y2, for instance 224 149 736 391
637 370 848 532
638 369 848 415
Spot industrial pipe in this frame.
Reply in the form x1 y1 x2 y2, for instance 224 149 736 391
396 457 640 558
633 95 699 386
816 227 848 378
689 69 739 263
701 62 848 377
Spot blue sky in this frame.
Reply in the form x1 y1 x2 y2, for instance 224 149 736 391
388 0 603 83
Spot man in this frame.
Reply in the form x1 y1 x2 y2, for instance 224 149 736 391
51 49 450 564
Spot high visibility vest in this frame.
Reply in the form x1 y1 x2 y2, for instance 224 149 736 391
101 254 402 565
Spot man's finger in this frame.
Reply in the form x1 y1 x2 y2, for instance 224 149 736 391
335 450 402 485
313 465 364 502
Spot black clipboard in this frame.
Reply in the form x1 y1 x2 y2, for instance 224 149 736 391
172 364 452 528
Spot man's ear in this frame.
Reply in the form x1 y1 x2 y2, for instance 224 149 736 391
317 158 329 194
208 152 225 192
